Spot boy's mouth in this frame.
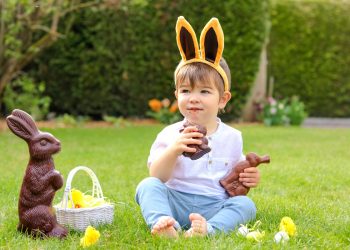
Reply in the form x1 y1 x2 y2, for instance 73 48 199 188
187 107 203 111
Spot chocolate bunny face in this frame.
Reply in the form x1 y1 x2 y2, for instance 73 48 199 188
6 109 67 238
6 110 61 159
29 132 61 159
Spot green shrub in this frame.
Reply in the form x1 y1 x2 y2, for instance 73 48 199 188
262 97 289 126
28 0 269 120
285 96 308 126
268 0 350 117
3 75 51 120
55 114 78 127
103 115 131 128
261 96 307 126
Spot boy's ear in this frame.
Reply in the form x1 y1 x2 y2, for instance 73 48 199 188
174 90 178 99
176 16 199 61
200 18 224 65
219 91 231 109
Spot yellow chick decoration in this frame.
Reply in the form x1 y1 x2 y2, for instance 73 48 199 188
67 188 109 208
279 216 297 237
274 216 297 244
71 188 85 208
80 226 100 248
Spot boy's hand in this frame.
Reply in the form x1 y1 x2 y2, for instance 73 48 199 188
171 126 203 156
239 167 260 188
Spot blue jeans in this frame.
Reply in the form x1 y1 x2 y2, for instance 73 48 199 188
135 177 256 235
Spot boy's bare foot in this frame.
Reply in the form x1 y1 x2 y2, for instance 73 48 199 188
184 213 208 237
151 216 178 238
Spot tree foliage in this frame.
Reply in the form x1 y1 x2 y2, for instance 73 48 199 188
0 0 108 103
268 0 350 117
30 0 269 120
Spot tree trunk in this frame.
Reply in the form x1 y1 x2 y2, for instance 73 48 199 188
0 33 56 104
241 42 268 122
0 59 18 95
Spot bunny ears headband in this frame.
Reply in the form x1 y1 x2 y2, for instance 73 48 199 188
175 16 229 91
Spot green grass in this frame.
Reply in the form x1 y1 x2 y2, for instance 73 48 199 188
0 124 349 249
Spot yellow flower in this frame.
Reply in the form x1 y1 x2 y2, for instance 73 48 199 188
148 99 162 112
279 216 297 237
71 188 85 208
80 226 100 248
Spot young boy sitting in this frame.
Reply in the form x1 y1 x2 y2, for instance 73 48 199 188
135 16 260 238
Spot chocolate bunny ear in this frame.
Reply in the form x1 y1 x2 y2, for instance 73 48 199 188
176 16 200 61
200 18 224 65
6 109 39 141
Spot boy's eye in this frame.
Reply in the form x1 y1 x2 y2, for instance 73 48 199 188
180 89 190 93
201 90 210 94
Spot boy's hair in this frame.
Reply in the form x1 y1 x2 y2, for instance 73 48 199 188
175 58 231 97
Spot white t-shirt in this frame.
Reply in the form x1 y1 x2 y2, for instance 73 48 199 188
147 119 244 199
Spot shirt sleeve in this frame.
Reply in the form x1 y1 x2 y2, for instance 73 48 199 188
237 132 245 162
147 131 169 167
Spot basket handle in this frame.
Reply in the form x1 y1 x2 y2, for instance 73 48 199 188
60 166 104 209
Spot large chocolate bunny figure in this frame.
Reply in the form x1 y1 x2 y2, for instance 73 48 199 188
6 109 68 238
220 153 270 197
180 121 211 160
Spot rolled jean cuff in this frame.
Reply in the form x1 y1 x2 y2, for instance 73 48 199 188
207 223 215 235
174 221 181 231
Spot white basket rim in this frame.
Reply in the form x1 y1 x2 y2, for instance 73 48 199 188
54 203 114 212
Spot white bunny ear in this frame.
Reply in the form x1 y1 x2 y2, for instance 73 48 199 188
6 109 38 141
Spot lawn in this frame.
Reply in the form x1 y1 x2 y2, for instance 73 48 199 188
0 123 349 249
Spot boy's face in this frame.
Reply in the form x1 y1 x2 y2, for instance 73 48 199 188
175 79 230 127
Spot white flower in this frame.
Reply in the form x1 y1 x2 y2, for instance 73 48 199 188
237 225 249 236
270 107 277 114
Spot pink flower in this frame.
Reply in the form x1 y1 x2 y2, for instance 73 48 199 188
268 97 277 105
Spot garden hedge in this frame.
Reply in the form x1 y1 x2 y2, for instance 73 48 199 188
29 0 269 120
268 0 350 117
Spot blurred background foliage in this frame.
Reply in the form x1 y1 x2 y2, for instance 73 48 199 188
1 0 349 120
268 0 350 117
0 0 268 119
26 0 269 120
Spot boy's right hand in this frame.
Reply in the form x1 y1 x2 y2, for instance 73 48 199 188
171 126 203 156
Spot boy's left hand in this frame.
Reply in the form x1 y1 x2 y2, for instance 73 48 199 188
239 167 260 188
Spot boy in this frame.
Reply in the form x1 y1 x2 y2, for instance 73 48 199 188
135 17 260 238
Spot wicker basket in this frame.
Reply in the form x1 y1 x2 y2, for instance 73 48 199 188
54 166 114 231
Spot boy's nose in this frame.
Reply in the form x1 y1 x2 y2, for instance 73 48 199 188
189 93 200 103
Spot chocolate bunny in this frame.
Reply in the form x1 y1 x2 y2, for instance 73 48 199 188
219 153 270 197
6 109 68 238
180 121 211 160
